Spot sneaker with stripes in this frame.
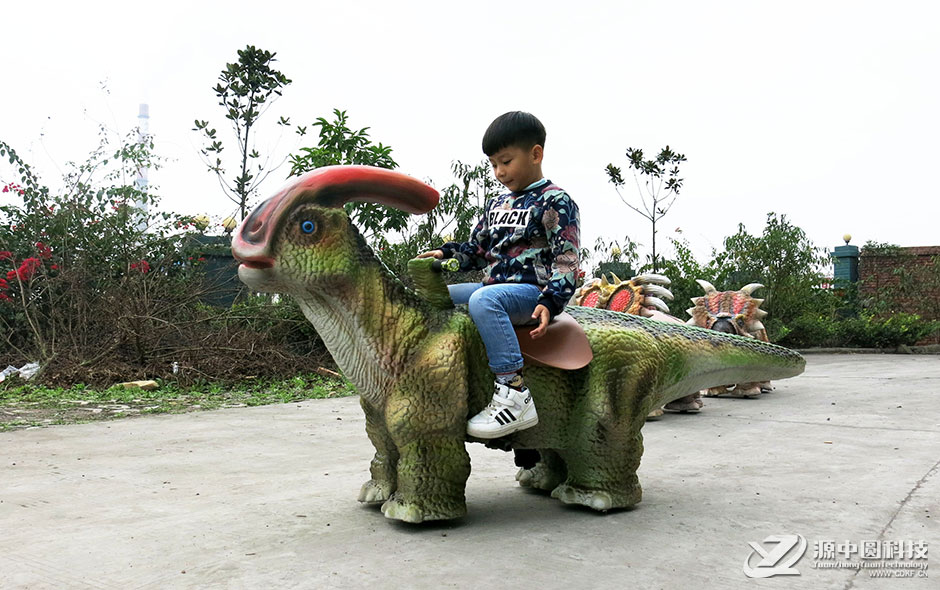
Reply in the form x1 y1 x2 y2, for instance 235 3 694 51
467 381 538 439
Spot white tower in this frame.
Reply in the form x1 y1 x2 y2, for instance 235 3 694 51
134 103 150 231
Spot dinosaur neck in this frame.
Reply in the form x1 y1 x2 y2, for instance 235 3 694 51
295 244 436 405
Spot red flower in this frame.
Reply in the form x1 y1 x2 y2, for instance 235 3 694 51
0 292 10 301
131 260 150 274
0 278 8 290
50 264 58 270
0 251 11 261
35 242 52 259
16 258 41 281
6 271 15 281
198 257 206 262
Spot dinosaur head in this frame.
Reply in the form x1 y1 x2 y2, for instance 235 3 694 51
232 166 439 294
686 280 768 339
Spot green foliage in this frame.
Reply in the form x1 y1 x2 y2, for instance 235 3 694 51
606 145 686 272
832 313 938 348
710 213 828 340
194 45 292 219
0 130 207 366
857 243 940 343
374 160 491 282
589 235 639 281
653 237 713 315
289 109 404 238
641 220 939 348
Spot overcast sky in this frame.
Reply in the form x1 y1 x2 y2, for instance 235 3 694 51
3 0 938 268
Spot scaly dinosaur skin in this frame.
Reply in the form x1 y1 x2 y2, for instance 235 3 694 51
232 166 805 523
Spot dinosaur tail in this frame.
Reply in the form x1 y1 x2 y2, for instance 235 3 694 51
653 322 805 404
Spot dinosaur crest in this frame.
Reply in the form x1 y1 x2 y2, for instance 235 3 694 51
686 280 768 341
574 273 673 315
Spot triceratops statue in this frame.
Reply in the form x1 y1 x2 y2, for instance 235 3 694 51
232 166 804 523
687 280 773 397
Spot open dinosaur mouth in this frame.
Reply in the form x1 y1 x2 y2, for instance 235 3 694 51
237 258 274 270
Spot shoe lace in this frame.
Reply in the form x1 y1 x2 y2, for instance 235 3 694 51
482 391 514 417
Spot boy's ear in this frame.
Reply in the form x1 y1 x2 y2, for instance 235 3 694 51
531 144 544 163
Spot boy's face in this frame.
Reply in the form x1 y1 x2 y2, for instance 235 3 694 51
488 144 543 192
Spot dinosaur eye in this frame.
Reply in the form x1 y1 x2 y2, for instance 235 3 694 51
300 220 316 234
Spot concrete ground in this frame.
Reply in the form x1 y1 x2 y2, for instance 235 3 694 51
1 354 937 590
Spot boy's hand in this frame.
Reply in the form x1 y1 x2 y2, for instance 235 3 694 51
417 250 444 259
529 304 551 339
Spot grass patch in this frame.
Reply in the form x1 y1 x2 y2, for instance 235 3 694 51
0 374 357 432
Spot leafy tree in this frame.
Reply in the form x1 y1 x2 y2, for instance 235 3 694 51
0 129 204 366
710 212 828 340
605 146 686 272
289 109 402 239
653 237 712 316
590 235 639 282
193 45 292 219
374 160 492 281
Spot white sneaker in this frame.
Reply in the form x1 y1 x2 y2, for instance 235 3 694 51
467 382 538 439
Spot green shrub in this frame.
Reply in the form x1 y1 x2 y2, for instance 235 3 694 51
777 314 836 348
836 313 939 348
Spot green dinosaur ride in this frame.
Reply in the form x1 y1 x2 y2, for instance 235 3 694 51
231 165 805 523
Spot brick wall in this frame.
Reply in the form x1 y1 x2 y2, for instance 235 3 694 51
858 246 940 344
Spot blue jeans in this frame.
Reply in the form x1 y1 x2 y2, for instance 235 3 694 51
448 282 542 374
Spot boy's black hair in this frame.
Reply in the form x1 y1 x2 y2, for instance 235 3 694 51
481 111 546 156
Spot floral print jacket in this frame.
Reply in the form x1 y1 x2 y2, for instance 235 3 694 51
439 179 580 318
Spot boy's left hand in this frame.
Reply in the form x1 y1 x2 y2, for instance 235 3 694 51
529 304 551 339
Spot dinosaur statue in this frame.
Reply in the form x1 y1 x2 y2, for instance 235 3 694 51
232 165 805 523
574 274 704 416
686 280 772 397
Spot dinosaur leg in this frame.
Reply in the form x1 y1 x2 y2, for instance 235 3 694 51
381 435 471 523
516 448 567 491
551 430 644 511
358 401 399 504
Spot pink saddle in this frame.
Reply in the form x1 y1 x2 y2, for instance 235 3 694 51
514 312 593 370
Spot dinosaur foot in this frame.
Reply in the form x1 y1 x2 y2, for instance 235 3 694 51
646 407 665 421
551 483 641 511
664 393 703 413
730 383 762 398
702 386 732 397
516 463 566 491
381 493 466 523
358 479 394 504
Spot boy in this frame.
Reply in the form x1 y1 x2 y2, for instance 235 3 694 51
418 111 580 439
